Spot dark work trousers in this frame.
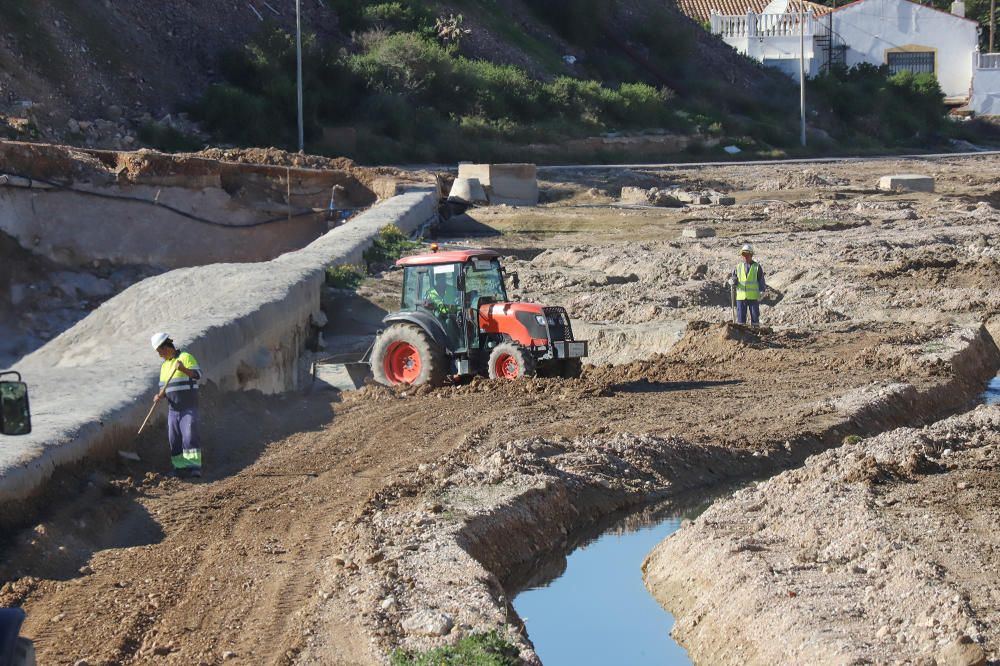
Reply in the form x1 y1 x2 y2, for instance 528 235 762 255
736 300 760 326
167 406 201 470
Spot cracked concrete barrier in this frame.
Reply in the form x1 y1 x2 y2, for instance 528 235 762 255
0 188 437 523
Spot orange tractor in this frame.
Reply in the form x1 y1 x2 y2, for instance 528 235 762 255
371 249 588 386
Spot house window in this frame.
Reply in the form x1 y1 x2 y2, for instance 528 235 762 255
887 51 935 75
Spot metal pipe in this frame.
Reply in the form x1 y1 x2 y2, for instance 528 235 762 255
296 0 305 154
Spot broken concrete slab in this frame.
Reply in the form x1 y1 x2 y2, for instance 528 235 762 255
457 163 538 206
682 227 717 239
675 191 712 205
0 189 437 519
878 174 935 193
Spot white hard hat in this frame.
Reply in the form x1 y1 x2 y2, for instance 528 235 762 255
150 332 170 351
740 243 754 255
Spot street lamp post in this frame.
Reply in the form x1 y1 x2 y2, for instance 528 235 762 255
295 0 304 153
800 8 807 147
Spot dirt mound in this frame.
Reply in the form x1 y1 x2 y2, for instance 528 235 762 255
646 405 1000 664
193 147 358 172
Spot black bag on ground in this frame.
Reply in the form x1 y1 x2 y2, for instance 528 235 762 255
0 371 31 436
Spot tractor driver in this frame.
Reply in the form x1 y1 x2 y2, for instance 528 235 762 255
422 272 461 338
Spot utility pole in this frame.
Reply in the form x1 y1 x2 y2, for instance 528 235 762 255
295 0 305 153
800 8 807 147
991 0 996 53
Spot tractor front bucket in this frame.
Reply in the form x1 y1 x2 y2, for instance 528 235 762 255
312 360 372 392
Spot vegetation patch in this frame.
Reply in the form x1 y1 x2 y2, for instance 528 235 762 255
389 631 520 666
325 264 366 289
363 224 423 270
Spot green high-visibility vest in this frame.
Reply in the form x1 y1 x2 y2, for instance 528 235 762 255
736 262 760 301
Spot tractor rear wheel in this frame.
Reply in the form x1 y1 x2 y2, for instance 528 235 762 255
372 324 447 387
487 343 536 381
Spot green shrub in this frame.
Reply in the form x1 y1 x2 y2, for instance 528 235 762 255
326 264 366 289
363 224 422 270
389 631 520 666
808 64 946 146
137 123 203 153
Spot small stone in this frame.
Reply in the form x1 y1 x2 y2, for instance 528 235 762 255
78 565 94 576
876 624 891 639
851 565 867 574
956 481 969 490
401 610 453 637
364 551 384 565
937 635 986 666
380 595 398 611
222 651 237 660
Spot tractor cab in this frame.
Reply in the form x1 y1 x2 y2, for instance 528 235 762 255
372 248 587 386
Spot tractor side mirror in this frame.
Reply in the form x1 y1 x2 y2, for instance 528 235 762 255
0 371 31 436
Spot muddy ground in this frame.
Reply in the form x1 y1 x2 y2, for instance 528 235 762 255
3 154 1000 665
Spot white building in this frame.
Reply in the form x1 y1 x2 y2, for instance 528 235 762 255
701 0 988 104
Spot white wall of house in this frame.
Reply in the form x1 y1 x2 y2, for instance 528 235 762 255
832 0 978 98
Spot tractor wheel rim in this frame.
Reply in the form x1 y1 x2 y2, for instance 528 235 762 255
384 341 421 384
494 353 520 380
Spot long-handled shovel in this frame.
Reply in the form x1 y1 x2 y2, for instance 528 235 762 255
137 366 179 436
730 283 738 325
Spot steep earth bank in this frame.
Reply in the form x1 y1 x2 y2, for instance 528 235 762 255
644 404 1000 665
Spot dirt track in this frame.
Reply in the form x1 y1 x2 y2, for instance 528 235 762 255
3 154 1000 664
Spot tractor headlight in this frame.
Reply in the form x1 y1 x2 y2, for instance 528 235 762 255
535 315 547 326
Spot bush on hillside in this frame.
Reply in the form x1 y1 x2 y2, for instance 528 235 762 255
809 64 946 144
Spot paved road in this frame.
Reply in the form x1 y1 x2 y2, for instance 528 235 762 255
402 149 1000 173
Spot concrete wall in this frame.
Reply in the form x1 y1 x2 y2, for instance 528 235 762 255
971 62 1000 115
835 0 977 98
0 142 378 269
0 189 437 519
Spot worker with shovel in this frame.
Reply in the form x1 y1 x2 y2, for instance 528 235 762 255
728 243 767 329
150 332 203 478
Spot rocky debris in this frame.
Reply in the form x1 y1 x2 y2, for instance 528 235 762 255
645 405 1000 664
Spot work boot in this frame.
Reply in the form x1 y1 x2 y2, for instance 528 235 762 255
189 468 202 479
166 468 188 479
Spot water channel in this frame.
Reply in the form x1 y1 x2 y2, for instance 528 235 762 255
984 374 1000 405
512 499 712 666
512 375 1000 665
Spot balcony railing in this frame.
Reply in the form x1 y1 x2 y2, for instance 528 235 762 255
975 52 1000 69
711 11 817 39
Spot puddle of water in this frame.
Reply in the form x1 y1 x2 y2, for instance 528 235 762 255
983 375 1000 405
513 501 710 666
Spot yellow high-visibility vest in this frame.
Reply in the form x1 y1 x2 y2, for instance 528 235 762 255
736 262 760 301
159 351 201 395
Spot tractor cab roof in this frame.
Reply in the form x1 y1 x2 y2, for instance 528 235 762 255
396 249 501 267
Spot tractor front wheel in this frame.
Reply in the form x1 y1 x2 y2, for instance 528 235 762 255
488 343 537 381
372 324 447 387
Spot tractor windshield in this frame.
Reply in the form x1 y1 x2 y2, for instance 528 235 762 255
401 263 462 312
464 258 507 305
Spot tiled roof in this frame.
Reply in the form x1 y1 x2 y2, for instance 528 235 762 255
678 0 833 23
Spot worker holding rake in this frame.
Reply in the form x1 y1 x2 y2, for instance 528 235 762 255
150 332 203 478
728 243 767 329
